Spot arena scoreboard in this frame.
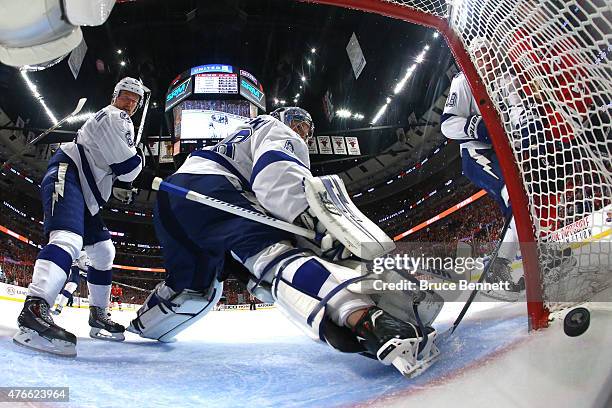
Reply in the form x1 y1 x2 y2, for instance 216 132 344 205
165 64 267 162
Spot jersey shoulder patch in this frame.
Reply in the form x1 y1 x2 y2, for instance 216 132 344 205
284 140 295 153
110 107 132 124
107 107 135 147
446 92 457 107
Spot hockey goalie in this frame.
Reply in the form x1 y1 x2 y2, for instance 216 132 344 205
127 107 443 378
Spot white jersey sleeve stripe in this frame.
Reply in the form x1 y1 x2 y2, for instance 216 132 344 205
110 154 142 177
250 150 308 186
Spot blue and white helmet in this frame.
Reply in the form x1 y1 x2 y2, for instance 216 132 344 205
270 107 314 141
112 77 145 110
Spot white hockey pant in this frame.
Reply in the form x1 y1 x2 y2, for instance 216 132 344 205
28 230 82 306
84 239 115 308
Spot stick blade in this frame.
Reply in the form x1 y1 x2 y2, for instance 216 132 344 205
72 98 87 116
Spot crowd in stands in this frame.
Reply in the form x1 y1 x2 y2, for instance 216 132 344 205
407 195 505 257
0 235 37 287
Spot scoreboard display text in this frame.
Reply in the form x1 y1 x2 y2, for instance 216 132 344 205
194 73 239 94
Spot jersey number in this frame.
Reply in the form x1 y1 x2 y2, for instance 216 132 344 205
214 129 252 159
212 118 267 159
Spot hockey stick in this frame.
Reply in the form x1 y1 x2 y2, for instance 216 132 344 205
29 98 87 146
151 177 320 241
1 98 87 170
439 213 514 339
134 85 151 146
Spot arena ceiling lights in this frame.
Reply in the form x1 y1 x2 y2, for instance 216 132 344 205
20 71 58 125
370 33 437 124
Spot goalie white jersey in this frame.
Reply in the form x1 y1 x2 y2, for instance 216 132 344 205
177 115 312 223
60 105 143 215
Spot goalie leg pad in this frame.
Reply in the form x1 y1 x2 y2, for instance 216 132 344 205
304 175 395 260
269 255 374 340
127 280 222 342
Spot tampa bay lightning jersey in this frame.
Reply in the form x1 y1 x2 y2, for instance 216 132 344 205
176 115 312 223
441 72 523 154
60 105 143 215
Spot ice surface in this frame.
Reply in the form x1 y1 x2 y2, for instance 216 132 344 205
0 292 611 408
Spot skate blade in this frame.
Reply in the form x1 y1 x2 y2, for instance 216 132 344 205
13 329 76 358
89 327 125 342
392 345 441 378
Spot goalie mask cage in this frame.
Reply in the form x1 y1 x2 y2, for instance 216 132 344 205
308 0 612 330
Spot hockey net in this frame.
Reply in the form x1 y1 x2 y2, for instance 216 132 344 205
310 0 612 329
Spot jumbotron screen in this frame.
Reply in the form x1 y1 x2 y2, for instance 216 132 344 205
181 110 247 139
173 100 251 141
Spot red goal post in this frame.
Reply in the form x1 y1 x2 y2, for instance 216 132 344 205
306 0 612 330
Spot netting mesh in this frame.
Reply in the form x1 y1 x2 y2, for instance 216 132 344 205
447 0 612 311
381 0 448 17
332 0 612 313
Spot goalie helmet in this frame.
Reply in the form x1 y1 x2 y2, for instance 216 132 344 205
112 77 145 110
270 107 314 141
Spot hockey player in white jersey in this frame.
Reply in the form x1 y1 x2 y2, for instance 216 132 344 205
441 38 524 294
51 251 89 315
128 107 440 377
14 77 146 357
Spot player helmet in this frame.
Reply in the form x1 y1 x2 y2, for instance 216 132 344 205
112 77 145 110
270 107 314 141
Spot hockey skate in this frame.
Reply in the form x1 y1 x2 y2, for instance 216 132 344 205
13 296 77 357
352 307 440 378
541 247 578 284
89 306 125 342
51 304 63 315
482 258 525 301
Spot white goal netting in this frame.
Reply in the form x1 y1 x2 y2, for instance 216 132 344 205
447 0 611 313
319 0 612 320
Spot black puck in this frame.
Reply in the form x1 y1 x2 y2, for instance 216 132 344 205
563 307 590 337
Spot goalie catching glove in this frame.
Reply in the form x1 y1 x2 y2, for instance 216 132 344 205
301 175 395 260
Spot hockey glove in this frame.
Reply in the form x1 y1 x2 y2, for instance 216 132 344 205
113 181 139 205
297 208 351 261
516 109 544 149
466 115 491 144
298 207 327 235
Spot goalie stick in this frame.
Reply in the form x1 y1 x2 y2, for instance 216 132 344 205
151 177 321 242
1 97 87 170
